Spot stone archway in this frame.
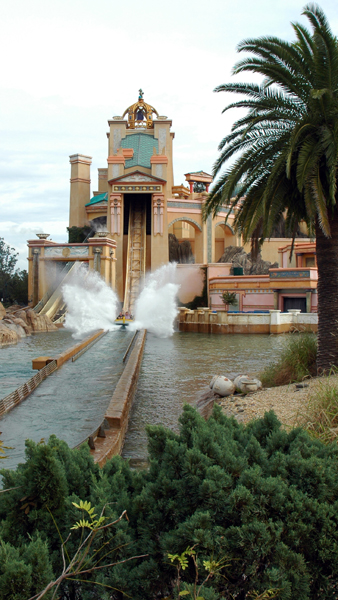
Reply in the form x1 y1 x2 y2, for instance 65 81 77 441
168 218 203 263
214 222 237 262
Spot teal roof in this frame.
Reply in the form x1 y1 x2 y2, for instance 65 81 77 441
85 192 108 207
121 133 158 169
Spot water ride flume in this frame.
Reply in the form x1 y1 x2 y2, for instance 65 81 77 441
115 312 133 329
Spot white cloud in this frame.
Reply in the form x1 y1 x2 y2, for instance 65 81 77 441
1 0 338 269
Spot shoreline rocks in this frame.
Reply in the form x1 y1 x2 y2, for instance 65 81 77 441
209 374 262 397
0 302 58 347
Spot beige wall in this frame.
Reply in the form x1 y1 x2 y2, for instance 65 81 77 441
176 264 205 303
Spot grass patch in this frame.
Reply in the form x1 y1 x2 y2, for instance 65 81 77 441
297 375 338 444
260 332 317 387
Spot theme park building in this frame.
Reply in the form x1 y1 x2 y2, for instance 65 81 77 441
27 93 318 318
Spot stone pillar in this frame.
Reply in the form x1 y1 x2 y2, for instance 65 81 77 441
110 194 122 236
269 309 281 334
153 194 164 235
32 249 40 306
69 154 92 228
93 248 102 273
306 290 312 313
273 290 279 310
110 193 123 300
110 248 115 288
151 193 168 270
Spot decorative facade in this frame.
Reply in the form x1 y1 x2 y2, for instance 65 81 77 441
27 93 317 314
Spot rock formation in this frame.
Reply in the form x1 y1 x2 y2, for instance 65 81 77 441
217 245 278 274
169 234 195 264
0 302 57 346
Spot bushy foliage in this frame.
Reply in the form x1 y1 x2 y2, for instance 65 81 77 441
0 237 28 305
1 408 338 599
67 226 91 243
260 333 317 387
297 376 338 444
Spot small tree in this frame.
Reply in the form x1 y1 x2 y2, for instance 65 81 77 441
0 238 28 305
0 238 18 304
221 291 237 309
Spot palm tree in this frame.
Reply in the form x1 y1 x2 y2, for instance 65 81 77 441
203 3 338 372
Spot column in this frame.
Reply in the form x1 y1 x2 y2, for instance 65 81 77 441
153 194 164 235
93 248 102 273
32 249 40 306
110 248 115 288
110 194 122 235
306 290 312 313
269 309 281 334
69 154 92 227
151 193 168 270
110 193 123 300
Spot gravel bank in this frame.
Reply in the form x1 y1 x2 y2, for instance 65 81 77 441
220 375 338 429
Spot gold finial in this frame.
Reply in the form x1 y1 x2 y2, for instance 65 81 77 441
122 94 159 129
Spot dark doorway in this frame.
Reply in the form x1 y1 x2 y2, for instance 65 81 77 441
283 297 306 312
123 194 151 234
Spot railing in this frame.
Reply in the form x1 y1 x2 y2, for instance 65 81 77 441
0 360 57 417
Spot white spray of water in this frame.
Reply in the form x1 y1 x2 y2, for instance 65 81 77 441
63 264 119 338
131 263 180 337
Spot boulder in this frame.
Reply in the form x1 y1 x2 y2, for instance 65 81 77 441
14 310 28 325
169 233 195 264
234 375 262 394
212 376 235 397
0 321 19 345
169 233 180 262
10 317 31 335
179 240 195 264
4 321 26 338
209 375 218 389
218 245 278 274
25 310 57 332
0 302 5 320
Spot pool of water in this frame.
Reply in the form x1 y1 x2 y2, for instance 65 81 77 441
1 329 134 470
122 332 286 464
0 330 75 397
1 329 286 472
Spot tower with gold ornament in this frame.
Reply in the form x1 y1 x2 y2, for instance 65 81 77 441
82 91 174 307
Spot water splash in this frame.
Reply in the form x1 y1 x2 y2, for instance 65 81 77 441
63 264 119 338
131 263 180 337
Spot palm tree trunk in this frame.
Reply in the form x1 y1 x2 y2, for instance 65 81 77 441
315 210 338 372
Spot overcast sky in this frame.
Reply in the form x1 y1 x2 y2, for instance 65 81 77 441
1 0 337 269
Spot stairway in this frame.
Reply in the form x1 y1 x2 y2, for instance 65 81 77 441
123 202 146 315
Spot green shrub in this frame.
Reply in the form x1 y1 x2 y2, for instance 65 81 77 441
297 375 338 444
260 333 317 387
2 407 338 599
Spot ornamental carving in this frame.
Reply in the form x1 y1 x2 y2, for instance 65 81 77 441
44 246 89 257
110 194 122 236
153 194 164 236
